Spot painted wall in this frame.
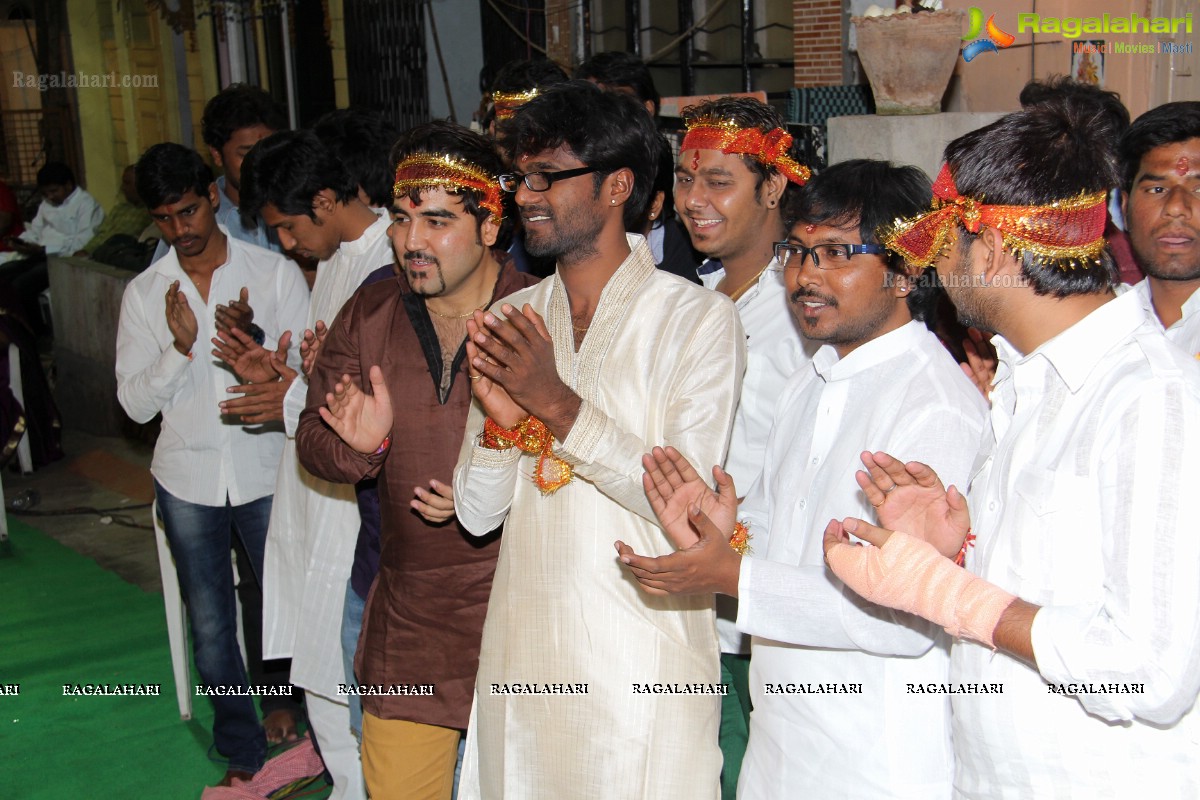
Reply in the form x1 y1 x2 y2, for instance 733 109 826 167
425 0 485 125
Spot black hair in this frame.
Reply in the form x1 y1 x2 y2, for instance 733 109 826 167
500 80 658 230
36 161 74 187
944 95 1120 297
135 143 215 210
680 96 799 198
490 58 569 95
201 83 288 152
628 134 677 233
1019 76 1129 141
312 108 400 207
790 158 941 321
390 120 512 245
1119 101 1200 192
574 51 660 116
238 130 357 225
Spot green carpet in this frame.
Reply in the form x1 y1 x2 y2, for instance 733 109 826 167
0 518 308 798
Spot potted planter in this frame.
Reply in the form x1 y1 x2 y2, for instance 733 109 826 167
852 10 965 115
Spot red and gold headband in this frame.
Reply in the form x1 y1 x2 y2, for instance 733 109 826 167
882 163 1107 269
681 117 811 185
492 89 539 122
393 153 504 223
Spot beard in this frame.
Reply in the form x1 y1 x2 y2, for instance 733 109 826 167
941 245 1000 333
404 251 446 296
522 202 603 264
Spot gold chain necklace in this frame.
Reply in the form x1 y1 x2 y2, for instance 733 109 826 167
427 303 483 320
725 265 768 303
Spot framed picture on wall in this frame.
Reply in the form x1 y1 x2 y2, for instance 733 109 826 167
1071 41 1106 88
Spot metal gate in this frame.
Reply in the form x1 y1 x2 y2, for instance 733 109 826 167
343 0 430 130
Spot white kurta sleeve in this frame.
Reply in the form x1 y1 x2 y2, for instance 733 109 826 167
1030 378 1200 725
454 396 522 536
554 302 745 523
64 194 104 254
115 281 192 424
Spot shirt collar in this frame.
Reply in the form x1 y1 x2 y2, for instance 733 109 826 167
1132 277 1200 332
339 209 390 257
813 319 930 381
995 289 1145 393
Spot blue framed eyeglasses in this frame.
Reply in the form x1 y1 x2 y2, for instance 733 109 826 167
773 241 887 270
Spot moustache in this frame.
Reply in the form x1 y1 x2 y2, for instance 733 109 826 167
789 287 836 306
404 251 439 266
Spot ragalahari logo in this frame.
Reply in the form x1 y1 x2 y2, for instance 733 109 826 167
961 7 1015 62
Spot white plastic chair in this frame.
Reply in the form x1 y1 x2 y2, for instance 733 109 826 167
153 500 246 720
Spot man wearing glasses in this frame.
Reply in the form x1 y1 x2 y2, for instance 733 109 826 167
672 96 815 799
453 81 745 798
617 159 987 797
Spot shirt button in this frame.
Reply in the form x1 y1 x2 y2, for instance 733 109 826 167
811 457 819 465
988 501 997 511
798 499 806 509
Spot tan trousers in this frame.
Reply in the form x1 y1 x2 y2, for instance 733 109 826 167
361 712 460 800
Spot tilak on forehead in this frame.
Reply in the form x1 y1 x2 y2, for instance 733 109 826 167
393 152 504 223
681 116 811 185
1177 155 1190 176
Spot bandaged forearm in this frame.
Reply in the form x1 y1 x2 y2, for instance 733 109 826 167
826 531 1016 648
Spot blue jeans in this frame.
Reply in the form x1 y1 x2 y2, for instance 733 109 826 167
341 579 367 737
155 481 269 773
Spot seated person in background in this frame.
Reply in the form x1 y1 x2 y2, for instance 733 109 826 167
0 177 25 251
8 161 103 257
74 165 152 260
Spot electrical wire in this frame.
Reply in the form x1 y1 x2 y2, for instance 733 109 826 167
9 501 154 531
645 0 734 64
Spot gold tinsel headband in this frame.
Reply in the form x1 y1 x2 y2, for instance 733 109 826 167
393 153 504 223
880 164 1107 269
680 117 811 185
492 89 539 122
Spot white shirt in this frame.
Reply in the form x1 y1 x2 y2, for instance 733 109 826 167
736 320 987 799
115 230 311 505
263 211 394 697
699 260 814 654
1131 278 1200 356
25 186 103 255
953 289 1200 797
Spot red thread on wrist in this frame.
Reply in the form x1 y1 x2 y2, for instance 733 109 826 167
954 529 976 567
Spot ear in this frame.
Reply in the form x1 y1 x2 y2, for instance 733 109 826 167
978 226 1017 283
312 188 338 215
206 182 221 212
209 146 225 170
890 264 917 298
1119 188 1128 226
607 166 636 208
479 214 500 248
762 171 788 210
647 190 666 222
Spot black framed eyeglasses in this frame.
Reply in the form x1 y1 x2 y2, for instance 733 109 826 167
773 241 887 271
498 166 598 193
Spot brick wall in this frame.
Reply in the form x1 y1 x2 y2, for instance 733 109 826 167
793 0 844 87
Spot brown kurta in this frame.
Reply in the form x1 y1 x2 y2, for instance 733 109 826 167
296 255 538 726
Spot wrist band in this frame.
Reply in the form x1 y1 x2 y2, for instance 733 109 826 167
479 415 573 494
729 521 752 556
373 435 391 456
954 528 976 567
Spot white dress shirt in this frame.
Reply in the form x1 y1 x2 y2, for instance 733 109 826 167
115 230 310 506
25 186 104 255
953 289 1200 797
735 320 987 799
699 260 814 655
1131 278 1200 356
262 211 394 697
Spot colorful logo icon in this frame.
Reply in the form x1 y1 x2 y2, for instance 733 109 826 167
961 7 1016 61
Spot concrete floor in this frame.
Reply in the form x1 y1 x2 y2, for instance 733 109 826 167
4 428 160 592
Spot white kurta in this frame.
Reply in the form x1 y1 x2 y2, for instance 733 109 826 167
263 212 393 696
699 260 813 654
25 186 104 255
736 320 986 799
954 290 1200 797
1131 278 1200 355
454 235 745 799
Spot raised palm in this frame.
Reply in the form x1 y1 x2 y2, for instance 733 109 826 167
642 446 738 550
855 450 971 559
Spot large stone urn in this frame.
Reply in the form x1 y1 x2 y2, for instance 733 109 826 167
852 10 964 115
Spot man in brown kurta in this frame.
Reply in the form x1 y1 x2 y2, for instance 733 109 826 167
294 121 539 800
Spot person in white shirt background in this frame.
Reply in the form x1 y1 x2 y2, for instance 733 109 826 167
210 129 394 800
618 158 987 798
672 96 815 798
115 142 310 789
822 94 1200 797
1120 100 1200 356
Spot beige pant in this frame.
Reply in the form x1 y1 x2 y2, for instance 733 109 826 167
361 712 460 800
